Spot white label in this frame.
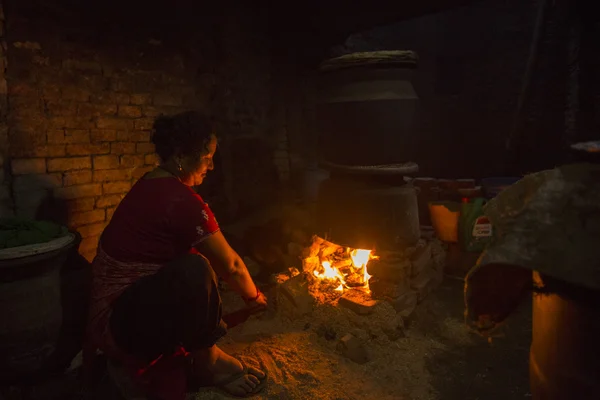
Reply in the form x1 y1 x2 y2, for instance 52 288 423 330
472 217 493 238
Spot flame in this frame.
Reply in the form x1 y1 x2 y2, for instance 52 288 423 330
310 243 375 291
350 249 372 284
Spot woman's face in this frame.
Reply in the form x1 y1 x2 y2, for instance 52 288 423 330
181 135 217 186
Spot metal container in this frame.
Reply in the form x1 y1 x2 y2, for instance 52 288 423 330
530 271 600 399
315 176 420 251
317 52 419 166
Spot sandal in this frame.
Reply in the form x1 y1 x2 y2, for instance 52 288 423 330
212 361 268 398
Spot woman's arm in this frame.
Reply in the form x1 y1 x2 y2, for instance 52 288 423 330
195 231 264 304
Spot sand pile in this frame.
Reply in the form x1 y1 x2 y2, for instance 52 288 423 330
191 271 474 400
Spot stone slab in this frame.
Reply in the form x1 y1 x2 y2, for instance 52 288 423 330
410 241 433 278
279 274 314 315
369 276 409 300
366 257 411 283
338 289 378 315
390 290 418 318
410 267 438 303
337 333 371 364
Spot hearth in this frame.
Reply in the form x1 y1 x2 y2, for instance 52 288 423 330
296 233 445 319
272 50 446 325
314 50 420 251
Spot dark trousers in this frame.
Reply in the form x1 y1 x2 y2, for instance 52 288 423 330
109 254 227 363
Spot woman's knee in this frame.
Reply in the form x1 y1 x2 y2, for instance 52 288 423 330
165 253 217 286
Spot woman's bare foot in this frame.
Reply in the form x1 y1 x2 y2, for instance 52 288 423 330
192 345 266 397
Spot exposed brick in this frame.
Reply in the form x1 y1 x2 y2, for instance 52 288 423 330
81 251 96 263
132 166 153 179
108 77 135 92
70 209 106 228
103 181 131 195
90 129 117 142
80 235 100 253
54 183 102 200
145 153 160 165
62 59 102 73
120 154 145 168
65 129 91 143
96 194 123 208
48 117 68 129
24 145 67 158
61 87 91 102
11 158 46 175
78 103 117 118
111 142 135 155
134 118 155 131
64 117 95 129
91 92 130 105
154 93 182 106
63 169 92 186
142 106 163 117
48 156 91 172
66 143 110 156
106 207 117 221
66 197 95 212
96 117 133 130
13 173 62 193
45 100 78 116
116 130 151 142
130 93 152 105
93 155 120 170
42 84 61 100
136 142 155 154
9 83 38 97
118 105 142 118
77 222 107 238
47 129 65 143
47 129 90 144
93 169 132 182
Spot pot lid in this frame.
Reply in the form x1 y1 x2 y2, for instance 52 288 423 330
319 161 419 175
319 50 418 72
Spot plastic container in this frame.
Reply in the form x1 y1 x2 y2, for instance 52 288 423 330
414 178 439 226
459 197 493 252
481 177 520 199
428 201 460 243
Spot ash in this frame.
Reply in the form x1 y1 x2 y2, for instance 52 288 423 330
192 268 471 400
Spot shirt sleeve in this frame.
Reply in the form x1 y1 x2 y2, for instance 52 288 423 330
168 189 220 248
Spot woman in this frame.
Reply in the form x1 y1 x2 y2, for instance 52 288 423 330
85 111 268 399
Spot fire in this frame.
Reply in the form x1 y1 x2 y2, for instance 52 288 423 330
305 236 376 292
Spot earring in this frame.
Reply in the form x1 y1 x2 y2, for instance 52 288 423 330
177 163 183 172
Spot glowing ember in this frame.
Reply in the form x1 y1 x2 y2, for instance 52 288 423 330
306 237 376 291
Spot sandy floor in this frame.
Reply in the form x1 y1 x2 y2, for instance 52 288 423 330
0 276 531 400
192 277 532 400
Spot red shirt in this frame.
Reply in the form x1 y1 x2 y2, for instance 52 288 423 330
101 177 220 262
85 177 220 400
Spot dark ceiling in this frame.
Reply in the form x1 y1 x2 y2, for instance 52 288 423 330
6 0 480 64
270 0 478 46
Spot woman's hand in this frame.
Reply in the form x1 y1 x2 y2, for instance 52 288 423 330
245 290 268 312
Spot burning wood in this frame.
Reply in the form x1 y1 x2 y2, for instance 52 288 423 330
302 235 376 292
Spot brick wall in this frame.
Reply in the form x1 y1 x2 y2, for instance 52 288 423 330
0 3 11 217
2 0 278 261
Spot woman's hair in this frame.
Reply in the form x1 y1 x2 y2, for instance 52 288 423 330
152 111 215 162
